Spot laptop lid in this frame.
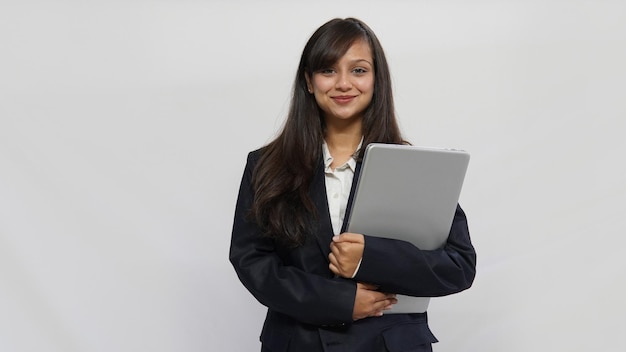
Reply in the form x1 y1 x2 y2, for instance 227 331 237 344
346 143 470 250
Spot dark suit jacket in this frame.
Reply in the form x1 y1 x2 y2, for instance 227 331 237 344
230 149 476 352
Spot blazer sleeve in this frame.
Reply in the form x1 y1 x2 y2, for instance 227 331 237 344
229 152 356 326
353 205 476 297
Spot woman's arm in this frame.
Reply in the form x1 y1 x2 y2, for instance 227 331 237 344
333 205 476 297
230 152 393 325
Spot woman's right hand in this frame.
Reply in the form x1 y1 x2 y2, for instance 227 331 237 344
353 282 397 321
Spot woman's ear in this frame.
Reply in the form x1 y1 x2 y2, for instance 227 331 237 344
304 72 313 93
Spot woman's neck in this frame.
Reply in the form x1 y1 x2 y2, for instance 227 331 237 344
325 123 362 169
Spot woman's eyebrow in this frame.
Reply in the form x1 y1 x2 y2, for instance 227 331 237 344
348 58 373 66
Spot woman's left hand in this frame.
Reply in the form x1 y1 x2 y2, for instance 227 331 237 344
329 233 365 278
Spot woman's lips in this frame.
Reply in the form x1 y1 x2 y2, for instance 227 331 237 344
332 95 356 104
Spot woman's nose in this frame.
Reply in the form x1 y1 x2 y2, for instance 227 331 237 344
335 72 352 91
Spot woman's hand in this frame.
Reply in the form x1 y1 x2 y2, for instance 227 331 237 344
329 233 365 278
353 282 397 320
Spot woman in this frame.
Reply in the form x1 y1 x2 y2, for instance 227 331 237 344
230 17 476 352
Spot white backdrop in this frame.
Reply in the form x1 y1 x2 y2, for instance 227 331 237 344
1 1 625 351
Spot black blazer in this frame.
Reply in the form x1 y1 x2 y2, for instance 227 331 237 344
230 149 476 352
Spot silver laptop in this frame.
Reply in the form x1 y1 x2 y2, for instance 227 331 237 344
346 143 470 313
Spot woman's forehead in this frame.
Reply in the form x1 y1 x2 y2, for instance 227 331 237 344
310 38 372 69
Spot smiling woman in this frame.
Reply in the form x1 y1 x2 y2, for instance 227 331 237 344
2 1 625 351
229 17 476 352
305 39 375 127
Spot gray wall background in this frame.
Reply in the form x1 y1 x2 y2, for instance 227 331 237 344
1 0 625 351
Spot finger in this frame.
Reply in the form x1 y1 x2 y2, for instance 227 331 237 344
330 242 350 257
372 292 396 303
328 252 337 266
329 243 342 256
333 233 359 243
374 300 396 316
334 233 364 243
373 298 395 313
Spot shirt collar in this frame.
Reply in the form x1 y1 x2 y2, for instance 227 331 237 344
322 137 363 172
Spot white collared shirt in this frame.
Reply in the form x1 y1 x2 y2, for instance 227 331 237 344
322 139 363 278
322 141 359 235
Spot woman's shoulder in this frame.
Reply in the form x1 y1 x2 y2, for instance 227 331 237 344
246 146 267 163
243 145 274 171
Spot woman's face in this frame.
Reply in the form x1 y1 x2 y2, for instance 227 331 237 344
306 39 374 125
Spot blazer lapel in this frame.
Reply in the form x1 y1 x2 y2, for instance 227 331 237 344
310 159 334 261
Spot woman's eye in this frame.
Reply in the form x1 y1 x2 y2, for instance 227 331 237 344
353 68 368 74
320 69 335 75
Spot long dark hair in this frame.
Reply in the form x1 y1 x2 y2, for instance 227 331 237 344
251 18 405 246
